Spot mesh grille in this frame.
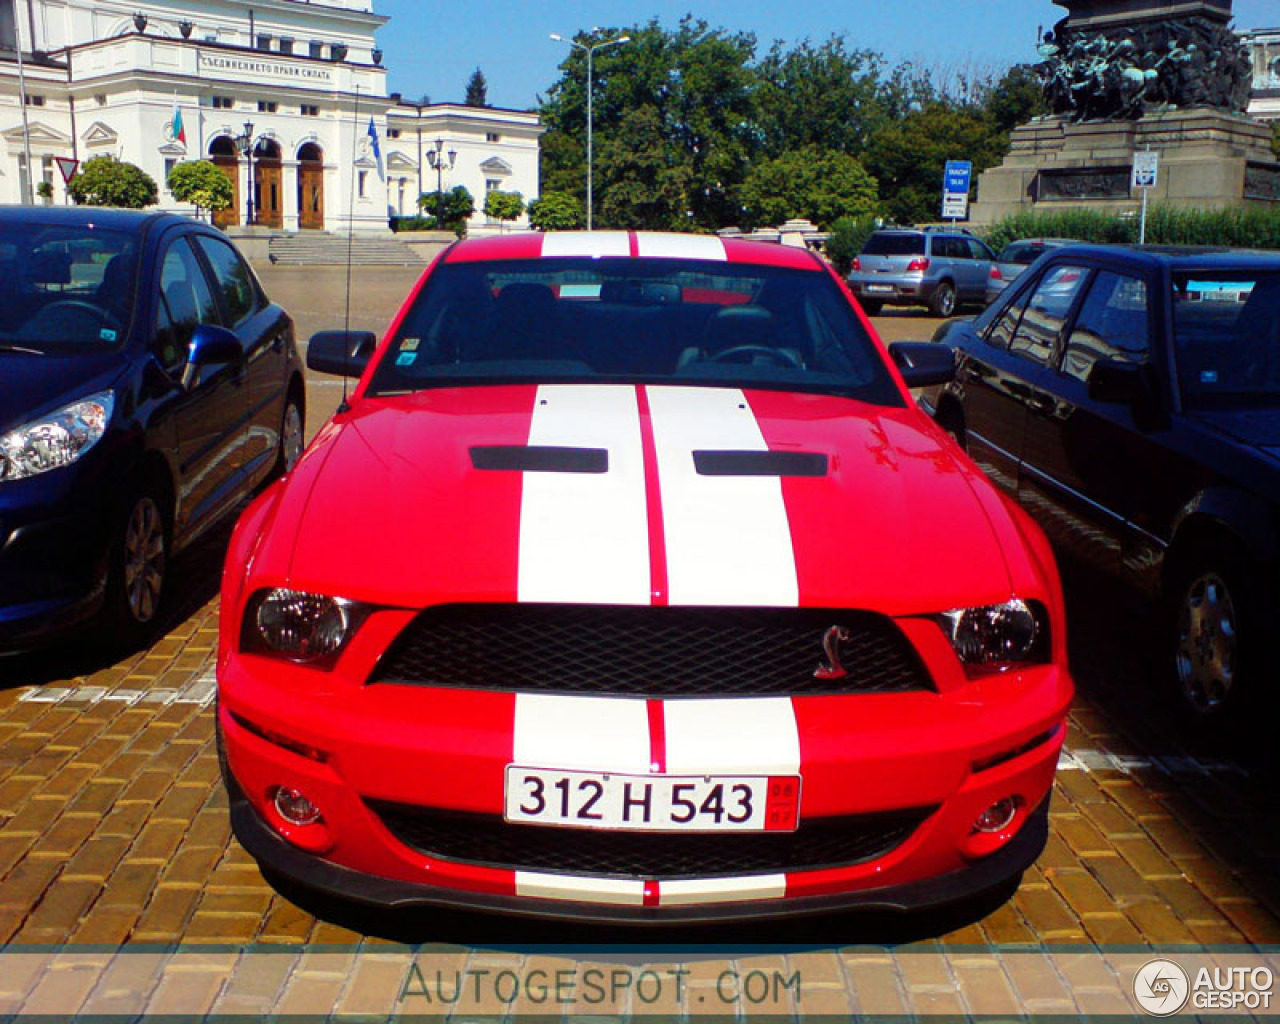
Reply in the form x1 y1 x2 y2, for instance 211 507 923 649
365 801 935 879
369 604 933 697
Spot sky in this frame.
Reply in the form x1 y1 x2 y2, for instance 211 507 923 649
375 0 1278 111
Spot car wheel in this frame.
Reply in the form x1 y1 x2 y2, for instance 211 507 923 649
929 282 956 318
274 389 305 478
1167 545 1259 719
105 484 169 642
860 299 883 316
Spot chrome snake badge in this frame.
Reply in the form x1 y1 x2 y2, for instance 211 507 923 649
814 626 851 680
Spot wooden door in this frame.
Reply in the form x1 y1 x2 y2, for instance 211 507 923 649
255 162 283 228
299 162 324 230
212 157 239 228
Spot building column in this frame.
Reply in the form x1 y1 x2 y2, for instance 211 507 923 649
283 159 300 232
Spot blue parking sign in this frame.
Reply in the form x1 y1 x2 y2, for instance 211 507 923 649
944 160 972 195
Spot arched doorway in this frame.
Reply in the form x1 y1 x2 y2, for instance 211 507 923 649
253 138 283 229
297 142 324 230
208 136 239 229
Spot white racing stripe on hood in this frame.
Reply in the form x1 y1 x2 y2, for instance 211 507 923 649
645 386 799 607
540 231 631 258
518 385 650 605
662 697 801 775
513 694 651 773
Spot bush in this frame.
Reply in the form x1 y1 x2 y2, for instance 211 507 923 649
483 190 525 229
67 155 158 209
167 160 233 217
417 185 474 237
527 191 584 231
980 206 1280 253
824 214 880 276
390 216 438 232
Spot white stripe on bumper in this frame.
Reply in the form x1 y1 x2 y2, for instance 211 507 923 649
659 874 787 906
513 694 651 773
662 697 801 775
645 386 799 607
515 871 646 905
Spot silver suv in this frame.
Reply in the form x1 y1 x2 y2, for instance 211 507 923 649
848 228 997 317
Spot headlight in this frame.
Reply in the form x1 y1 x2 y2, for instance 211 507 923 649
939 599 1049 671
241 588 370 668
0 390 114 482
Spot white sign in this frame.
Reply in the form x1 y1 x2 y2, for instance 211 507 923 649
1132 151 1159 190
942 195 968 219
198 52 333 84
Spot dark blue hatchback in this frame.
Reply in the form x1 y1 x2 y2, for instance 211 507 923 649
0 207 304 652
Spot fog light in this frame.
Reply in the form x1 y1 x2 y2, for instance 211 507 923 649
272 786 322 826
974 797 1018 834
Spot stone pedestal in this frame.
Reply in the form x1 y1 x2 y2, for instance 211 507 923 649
970 108 1280 224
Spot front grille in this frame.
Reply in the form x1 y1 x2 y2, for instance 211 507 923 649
368 604 933 697
365 800 936 878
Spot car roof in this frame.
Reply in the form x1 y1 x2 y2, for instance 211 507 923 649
1046 243 1280 272
0 205 191 233
443 231 824 271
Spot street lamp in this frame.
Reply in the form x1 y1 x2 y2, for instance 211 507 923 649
237 120 256 226
550 30 630 231
425 137 456 228
409 102 427 203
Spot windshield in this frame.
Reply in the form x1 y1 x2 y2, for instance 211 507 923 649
861 234 925 257
1173 271 1280 406
365 257 902 406
0 220 138 352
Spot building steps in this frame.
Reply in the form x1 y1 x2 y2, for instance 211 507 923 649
267 234 425 266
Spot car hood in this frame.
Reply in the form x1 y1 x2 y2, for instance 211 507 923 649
272 384 1017 615
0 350 128 434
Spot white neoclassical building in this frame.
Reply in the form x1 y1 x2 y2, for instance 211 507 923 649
0 0 543 232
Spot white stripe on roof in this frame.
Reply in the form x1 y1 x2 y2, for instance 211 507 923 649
541 231 630 258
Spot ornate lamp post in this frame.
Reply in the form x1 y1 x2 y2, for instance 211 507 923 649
425 137 456 228
549 31 630 230
237 121 256 226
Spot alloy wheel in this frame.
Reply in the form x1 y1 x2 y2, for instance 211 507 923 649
1174 571 1237 713
123 496 165 624
282 401 304 472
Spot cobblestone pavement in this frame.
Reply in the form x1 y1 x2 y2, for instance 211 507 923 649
1 280 1278 1016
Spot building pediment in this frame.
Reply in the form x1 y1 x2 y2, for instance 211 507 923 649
82 121 119 146
479 156 512 174
386 152 416 171
158 141 187 156
3 121 72 147
354 154 378 169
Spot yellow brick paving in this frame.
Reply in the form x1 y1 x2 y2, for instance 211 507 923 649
1 294 1278 1017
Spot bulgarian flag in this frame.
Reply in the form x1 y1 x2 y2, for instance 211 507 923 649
171 96 186 145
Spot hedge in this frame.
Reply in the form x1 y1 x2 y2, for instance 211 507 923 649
980 205 1280 254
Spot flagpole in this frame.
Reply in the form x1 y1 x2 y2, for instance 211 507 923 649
14 0 35 204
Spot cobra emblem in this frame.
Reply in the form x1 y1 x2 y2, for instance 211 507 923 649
814 626 851 680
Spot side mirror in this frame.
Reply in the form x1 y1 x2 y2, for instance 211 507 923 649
889 341 955 388
307 330 378 378
183 324 242 390
1087 358 1142 404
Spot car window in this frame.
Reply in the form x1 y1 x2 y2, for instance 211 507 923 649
934 237 961 260
1008 265 1090 366
967 238 995 261
1061 272 1149 384
861 234 924 256
364 257 904 407
156 237 220 369
985 283 1031 350
1174 271 1280 405
192 235 261 327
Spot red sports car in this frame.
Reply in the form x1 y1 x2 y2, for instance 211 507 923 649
217 231 1072 922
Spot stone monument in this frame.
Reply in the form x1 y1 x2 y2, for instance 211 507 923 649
970 0 1280 224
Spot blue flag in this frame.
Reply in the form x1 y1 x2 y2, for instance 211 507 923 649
366 116 383 176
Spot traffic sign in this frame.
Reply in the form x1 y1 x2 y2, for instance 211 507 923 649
942 159 972 220
942 195 969 219
1132 151 1158 190
54 157 79 184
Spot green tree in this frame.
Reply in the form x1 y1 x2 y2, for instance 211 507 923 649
1272 122 1280 159
418 185 475 235
537 129 586 201
483 189 524 229
738 146 878 229
66 155 158 209
465 68 489 107
983 64 1048 135
527 191 584 231
864 102 1006 224
824 215 880 276
166 160 233 219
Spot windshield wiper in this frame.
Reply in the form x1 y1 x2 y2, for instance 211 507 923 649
0 343 44 356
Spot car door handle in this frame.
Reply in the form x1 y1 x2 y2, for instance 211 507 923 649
960 363 985 382
1028 392 1056 415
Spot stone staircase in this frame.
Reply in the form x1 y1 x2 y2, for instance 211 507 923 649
267 234 425 266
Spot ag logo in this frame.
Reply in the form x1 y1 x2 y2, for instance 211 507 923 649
1134 959 1190 1016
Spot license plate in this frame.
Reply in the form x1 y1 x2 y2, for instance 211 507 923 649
865 284 893 293
504 766 801 832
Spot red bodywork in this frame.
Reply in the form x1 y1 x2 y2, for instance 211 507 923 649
218 232 1072 919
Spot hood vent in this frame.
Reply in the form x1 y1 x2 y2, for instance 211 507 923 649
470 445 609 474
693 450 828 477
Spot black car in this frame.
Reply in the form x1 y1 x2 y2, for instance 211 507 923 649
922 244 1280 721
0 207 304 652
